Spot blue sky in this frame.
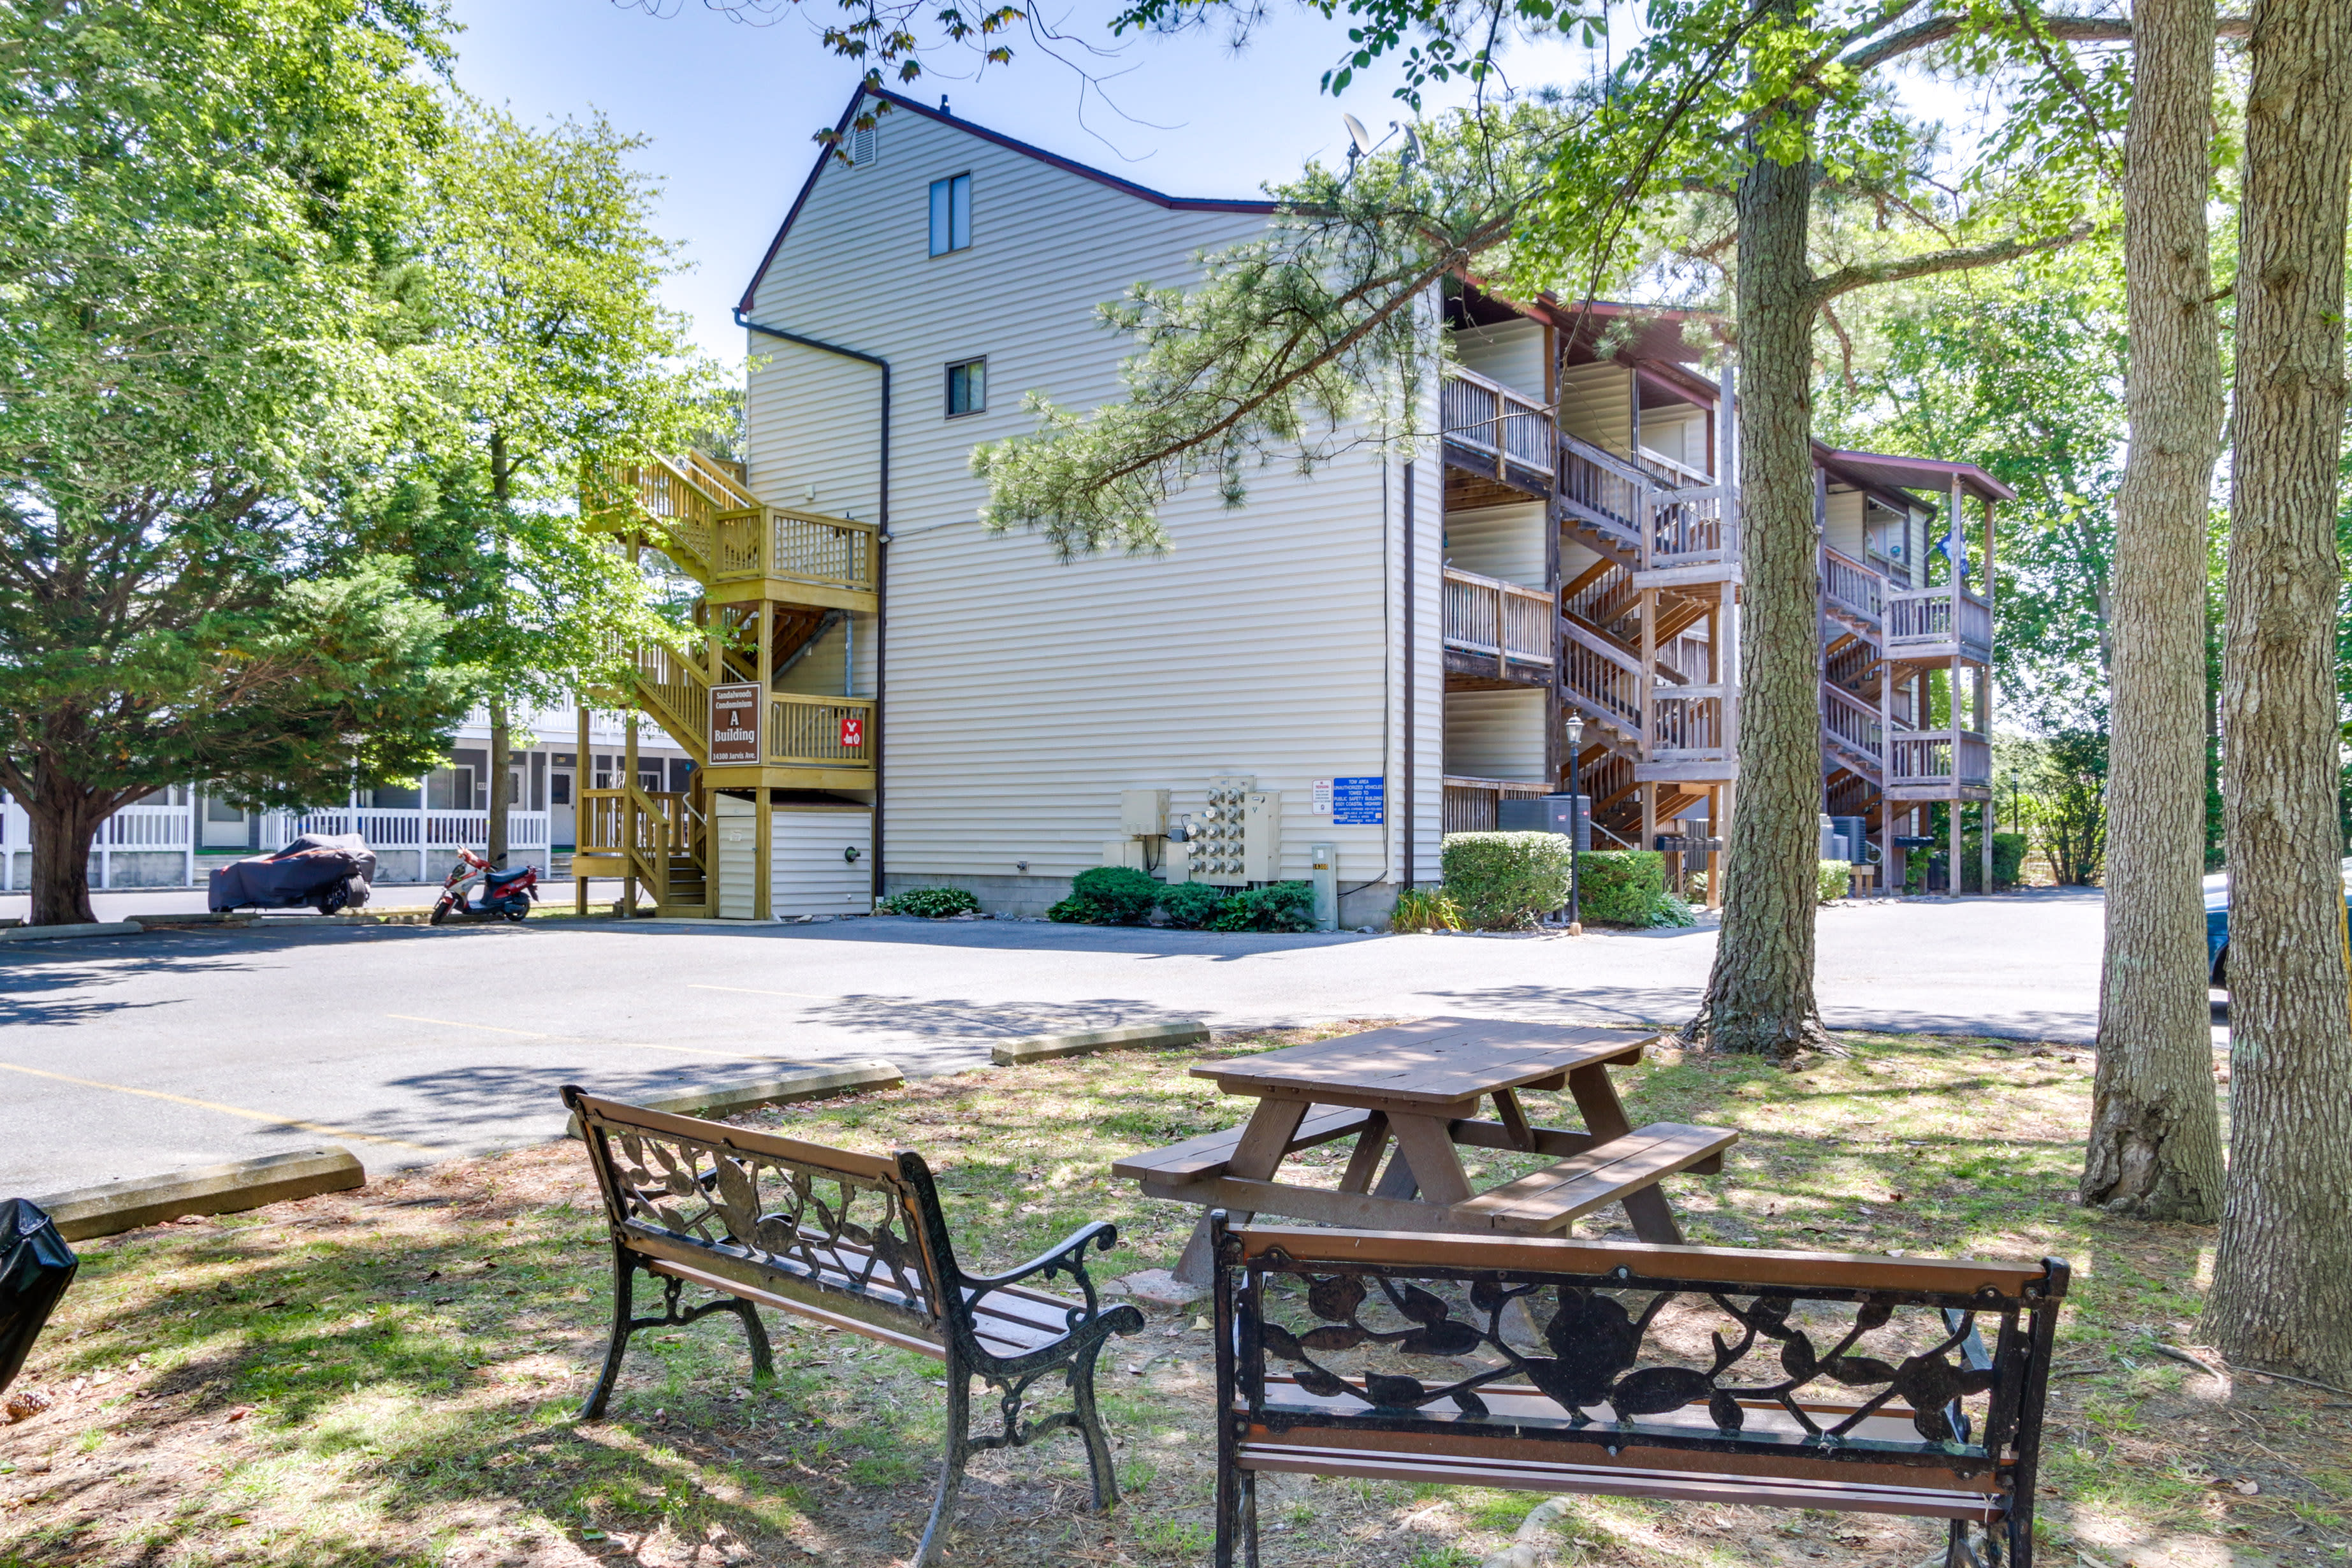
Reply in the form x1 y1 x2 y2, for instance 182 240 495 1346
443 0 1597 363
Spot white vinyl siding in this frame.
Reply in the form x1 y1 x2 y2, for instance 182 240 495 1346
1637 404 1709 473
1444 502 1547 588
1557 363 1632 454
1825 488 1866 560
746 105 1429 896
1444 688 1549 783
771 806 873 916
1453 320 1548 403
713 793 757 919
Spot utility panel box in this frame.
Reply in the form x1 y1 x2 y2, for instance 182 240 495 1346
1193 774 1261 887
1309 841 1337 931
1240 790 1282 883
1120 789 1169 838
1499 794 1591 851
1102 838 1147 871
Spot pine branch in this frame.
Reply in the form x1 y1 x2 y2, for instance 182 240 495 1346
1842 10 2250 74
1808 222 2091 303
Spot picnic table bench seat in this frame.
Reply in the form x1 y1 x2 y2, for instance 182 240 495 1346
1210 1215 2066 1568
1112 1109 1734 1237
563 1087 1145 1567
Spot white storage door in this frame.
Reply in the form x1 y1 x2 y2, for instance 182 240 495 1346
713 794 759 920
771 806 873 917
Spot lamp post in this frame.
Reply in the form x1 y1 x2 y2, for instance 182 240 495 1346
1564 712 1585 934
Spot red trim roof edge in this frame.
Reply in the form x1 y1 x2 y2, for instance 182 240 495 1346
1817 446 2018 504
737 85 1280 316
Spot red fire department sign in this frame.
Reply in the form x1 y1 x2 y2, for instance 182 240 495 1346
839 715 865 750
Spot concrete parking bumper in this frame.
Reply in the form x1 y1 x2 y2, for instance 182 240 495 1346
28 1147 366 1242
564 1058 904 1136
991 1020 1210 1066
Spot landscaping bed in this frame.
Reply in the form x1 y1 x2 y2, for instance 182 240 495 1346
2 1029 2342 1567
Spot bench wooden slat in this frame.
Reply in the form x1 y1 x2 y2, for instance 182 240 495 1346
1235 1443 2007 1523
1450 1121 1739 1233
1232 1222 2055 1295
1110 1105 1374 1183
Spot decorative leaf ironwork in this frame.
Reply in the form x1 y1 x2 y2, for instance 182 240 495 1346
597 1122 934 1319
1242 1268 2007 1456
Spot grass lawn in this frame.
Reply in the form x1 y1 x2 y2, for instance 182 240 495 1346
1 1025 2343 1567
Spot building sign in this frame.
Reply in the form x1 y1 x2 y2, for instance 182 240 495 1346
1332 776 1384 825
709 682 762 766
839 715 865 750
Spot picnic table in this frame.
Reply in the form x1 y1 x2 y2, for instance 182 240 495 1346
1109 1017 1738 1282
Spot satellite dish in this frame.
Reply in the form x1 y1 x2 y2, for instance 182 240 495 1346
1342 113 1376 155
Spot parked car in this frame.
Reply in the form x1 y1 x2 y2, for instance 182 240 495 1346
2205 856 2352 988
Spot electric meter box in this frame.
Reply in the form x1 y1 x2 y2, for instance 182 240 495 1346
1194 774 1268 888
1120 789 1169 838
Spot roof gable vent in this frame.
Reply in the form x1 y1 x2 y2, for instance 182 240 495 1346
843 120 879 169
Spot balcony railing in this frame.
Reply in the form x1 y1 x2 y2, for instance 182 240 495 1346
1822 546 1884 625
1560 617 1644 730
1441 775 1554 835
1889 730 1992 788
769 693 875 769
711 506 878 593
1887 585 1993 653
1442 567 1555 669
1650 685 1731 760
1441 366 1555 479
265 808 551 853
1823 683 1884 764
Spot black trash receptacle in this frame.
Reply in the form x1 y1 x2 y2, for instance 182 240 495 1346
0 1199 78 1397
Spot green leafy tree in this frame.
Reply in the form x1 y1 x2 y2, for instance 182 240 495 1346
0 0 473 924
407 106 727 865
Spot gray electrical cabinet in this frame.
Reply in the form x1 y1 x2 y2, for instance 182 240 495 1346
1832 814 1873 864
1498 794 1591 852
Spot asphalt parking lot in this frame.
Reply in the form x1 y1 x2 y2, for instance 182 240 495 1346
0 889 2109 1197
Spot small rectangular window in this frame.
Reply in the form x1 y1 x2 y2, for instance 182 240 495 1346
929 173 971 256
946 358 987 417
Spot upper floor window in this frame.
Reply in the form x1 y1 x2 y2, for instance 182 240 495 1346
929 173 971 256
946 358 987 417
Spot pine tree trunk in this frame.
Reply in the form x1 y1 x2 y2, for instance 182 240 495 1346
487 703 511 868
2083 0 2227 1220
2204 0 2352 1383
25 782 103 926
1686 118 1831 1058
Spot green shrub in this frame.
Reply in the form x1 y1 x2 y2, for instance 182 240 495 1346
1575 850 1667 925
1440 833 1574 929
1209 880 1317 932
1390 885 1465 933
1156 881 1230 929
1047 865 1161 925
878 885 980 918
1817 859 1852 903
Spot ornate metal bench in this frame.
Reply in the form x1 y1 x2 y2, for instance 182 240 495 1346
1210 1214 2065 1568
563 1087 1145 1565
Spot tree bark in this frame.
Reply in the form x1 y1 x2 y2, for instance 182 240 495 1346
1685 99 1833 1058
2082 0 2228 1220
487 428 512 869
2204 0 2352 1382
487 702 511 868
24 776 106 927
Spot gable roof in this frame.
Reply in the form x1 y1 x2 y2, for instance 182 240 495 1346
737 86 1282 314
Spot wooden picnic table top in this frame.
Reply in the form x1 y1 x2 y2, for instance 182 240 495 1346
1190 1016 1657 1110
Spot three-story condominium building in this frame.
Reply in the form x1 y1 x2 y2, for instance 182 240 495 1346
583 86 2008 925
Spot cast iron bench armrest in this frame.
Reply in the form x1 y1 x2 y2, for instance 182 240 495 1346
955 1219 1121 1310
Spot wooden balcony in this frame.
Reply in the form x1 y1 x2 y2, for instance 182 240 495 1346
1441 366 1555 501
592 456 878 613
1887 730 1993 798
1441 775 1553 835
1442 567 1555 688
1557 432 1735 579
1885 584 1993 664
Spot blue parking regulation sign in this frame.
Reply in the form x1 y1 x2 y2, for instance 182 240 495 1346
1332 776 1384 825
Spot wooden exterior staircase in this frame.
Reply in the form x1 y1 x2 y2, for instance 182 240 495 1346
574 453 881 918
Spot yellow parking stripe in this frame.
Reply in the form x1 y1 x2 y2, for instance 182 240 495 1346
0 1061 446 1153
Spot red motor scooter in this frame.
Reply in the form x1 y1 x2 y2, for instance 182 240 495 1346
430 848 540 925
